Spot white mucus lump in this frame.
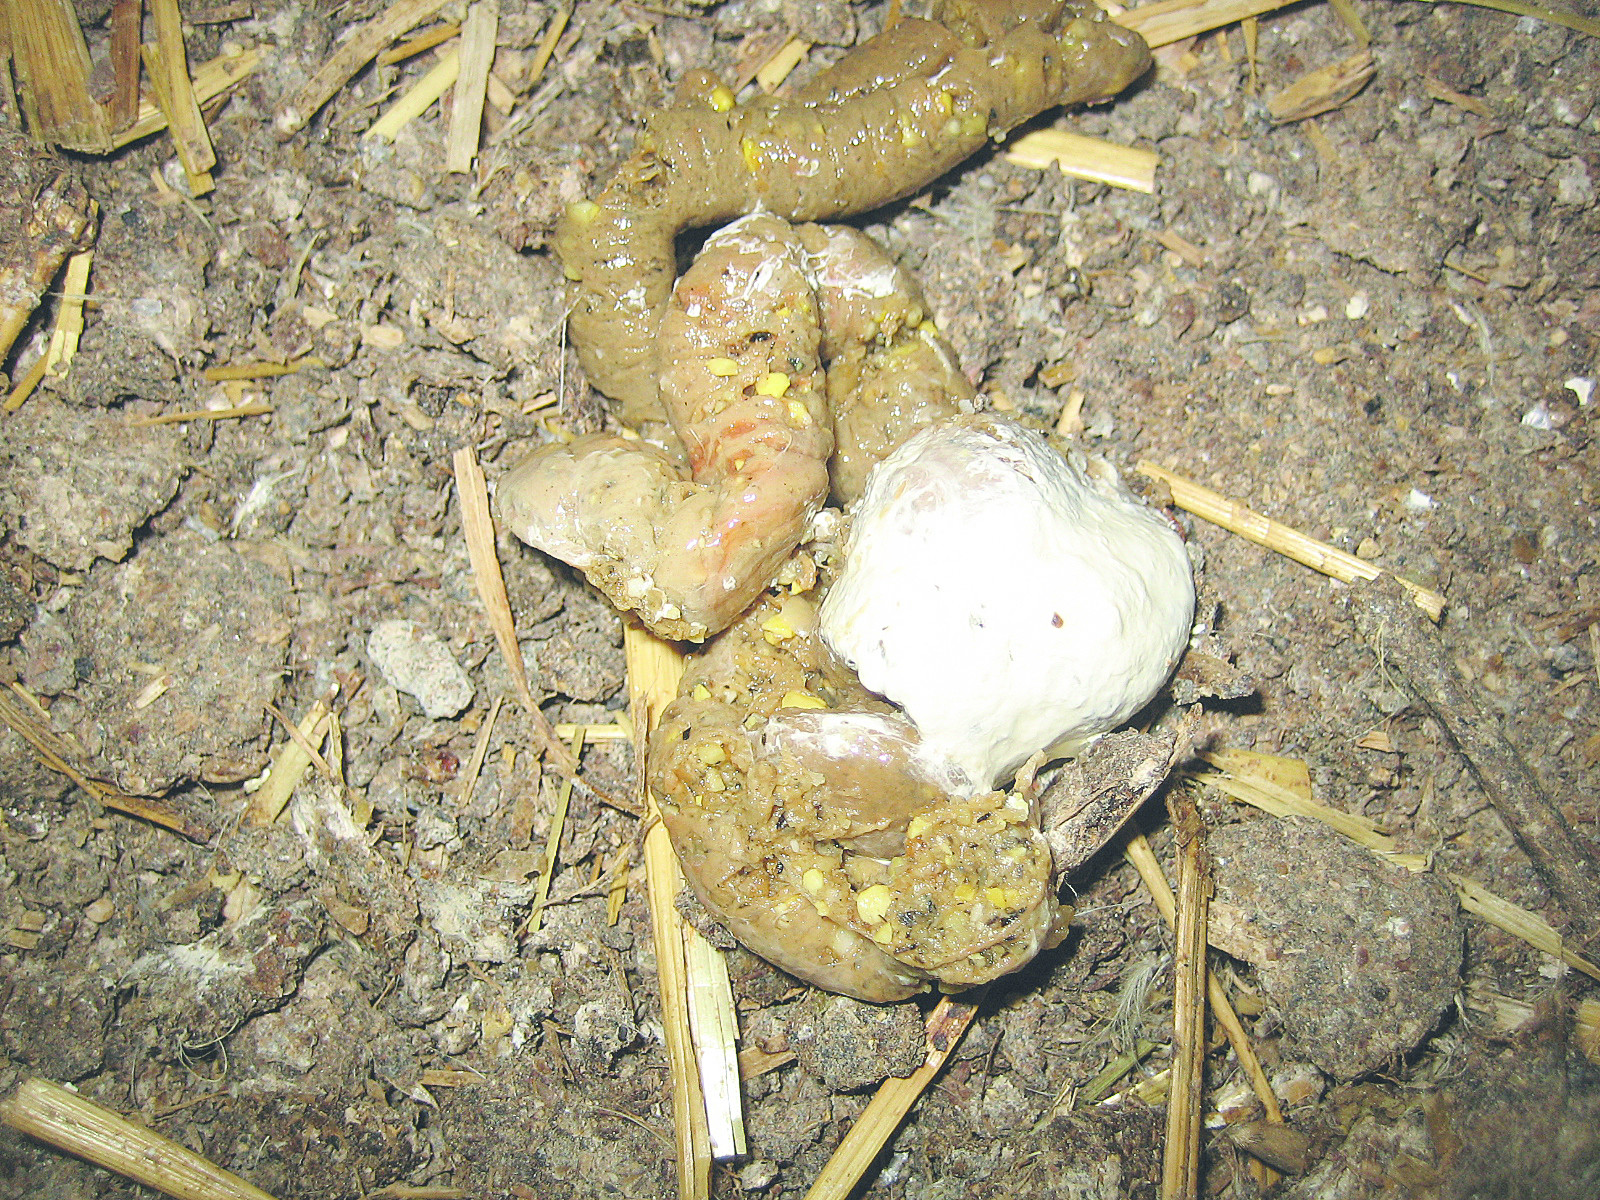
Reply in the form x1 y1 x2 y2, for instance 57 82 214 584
820 415 1195 790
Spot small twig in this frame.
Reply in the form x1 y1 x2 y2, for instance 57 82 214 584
1162 793 1210 1200
1354 575 1600 945
1 1077 277 1200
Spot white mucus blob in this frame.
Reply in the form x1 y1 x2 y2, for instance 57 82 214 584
820 415 1195 790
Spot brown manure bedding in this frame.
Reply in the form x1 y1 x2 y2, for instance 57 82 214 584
1 1 1599 1198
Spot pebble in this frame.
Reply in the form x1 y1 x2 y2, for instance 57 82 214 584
367 619 475 719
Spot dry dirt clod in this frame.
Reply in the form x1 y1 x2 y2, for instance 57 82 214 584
1208 817 1464 1081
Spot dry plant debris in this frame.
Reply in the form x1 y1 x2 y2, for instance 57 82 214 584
1 0 1598 1197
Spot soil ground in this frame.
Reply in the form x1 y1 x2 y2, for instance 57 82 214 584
2 1 1599 1197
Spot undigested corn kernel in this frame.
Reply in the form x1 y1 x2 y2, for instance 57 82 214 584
779 690 826 710
786 399 811 426
707 357 739 376
760 614 795 644
709 84 736 112
702 767 726 792
696 742 726 766
855 884 892 926
872 924 895 947
801 868 826 896
691 683 712 701
906 815 931 840
952 883 977 903
755 371 790 398
984 887 1007 908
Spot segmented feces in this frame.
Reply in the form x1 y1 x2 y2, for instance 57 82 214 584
500 215 976 638
648 593 1065 1002
555 0 1151 425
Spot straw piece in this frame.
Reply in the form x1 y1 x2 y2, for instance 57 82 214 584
738 1045 796 1079
452 695 501 807
0 172 95 374
446 0 498 173
115 46 260 147
804 994 983 1200
245 698 330 826
627 620 715 1198
1162 794 1210 1200
1422 75 1493 117
1 1077 278 1200
1136 460 1447 620
527 5 570 88
129 402 274 426
452 447 624 817
552 722 628 741
202 360 306 381
451 450 536 714
755 37 810 92
1115 0 1297 50
274 0 449 135
378 22 460 65
1325 0 1372 45
5 0 113 151
1073 1039 1159 1109
606 845 631 925
366 48 461 141
684 929 747 1160
1413 0 1600 38
1123 832 1285 1124
1004 129 1157 193
1355 575 1600 940
527 727 581 934
1452 875 1600 984
1151 228 1206 267
1267 49 1375 123
1241 15 1259 91
12 243 98 407
147 0 217 193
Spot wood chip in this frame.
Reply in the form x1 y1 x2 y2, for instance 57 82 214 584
1267 49 1376 123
